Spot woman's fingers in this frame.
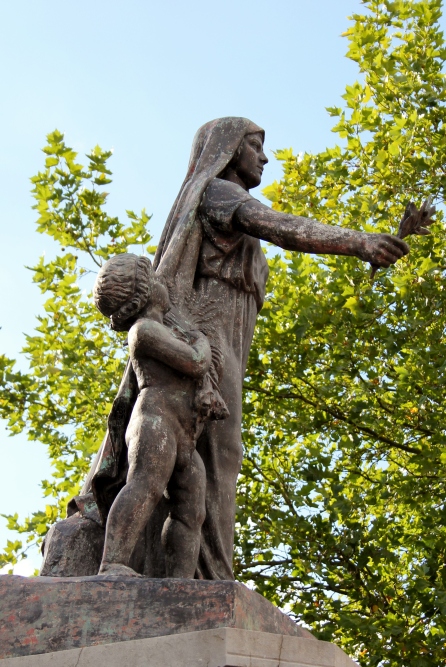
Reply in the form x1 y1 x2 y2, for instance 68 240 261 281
375 249 400 267
362 233 410 267
381 243 405 263
381 234 410 256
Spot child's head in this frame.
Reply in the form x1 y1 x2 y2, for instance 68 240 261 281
93 253 169 331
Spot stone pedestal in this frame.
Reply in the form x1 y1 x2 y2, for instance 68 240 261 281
0 628 357 666
0 576 356 666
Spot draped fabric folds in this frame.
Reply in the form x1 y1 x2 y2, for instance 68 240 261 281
69 117 266 580
154 117 264 304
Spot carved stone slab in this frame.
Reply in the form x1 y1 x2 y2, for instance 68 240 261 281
0 628 357 667
0 576 313 659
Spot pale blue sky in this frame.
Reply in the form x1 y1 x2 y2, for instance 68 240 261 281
1 0 423 572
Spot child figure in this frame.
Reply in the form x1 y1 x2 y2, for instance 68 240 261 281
93 253 214 578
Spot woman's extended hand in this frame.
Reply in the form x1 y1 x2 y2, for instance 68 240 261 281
357 233 410 268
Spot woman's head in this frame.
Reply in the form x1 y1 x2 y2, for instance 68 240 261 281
219 131 268 190
93 253 169 331
187 118 265 181
153 117 266 302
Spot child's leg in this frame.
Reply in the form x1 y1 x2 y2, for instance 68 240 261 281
99 410 177 575
161 450 206 578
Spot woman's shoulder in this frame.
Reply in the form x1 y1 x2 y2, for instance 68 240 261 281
200 178 254 227
204 178 252 204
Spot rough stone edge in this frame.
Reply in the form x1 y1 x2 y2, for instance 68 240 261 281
0 628 357 667
232 582 314 639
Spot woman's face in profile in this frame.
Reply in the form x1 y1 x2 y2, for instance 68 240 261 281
233 132 268 190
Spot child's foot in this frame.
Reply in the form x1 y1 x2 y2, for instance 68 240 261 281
98 563 143 578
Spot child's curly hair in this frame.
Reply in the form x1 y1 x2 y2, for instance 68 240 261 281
93 253 155 331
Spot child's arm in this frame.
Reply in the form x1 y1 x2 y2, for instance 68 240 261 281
128 320 211 379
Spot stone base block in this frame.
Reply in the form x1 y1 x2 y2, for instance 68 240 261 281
0 628 356 666
0 576 311 659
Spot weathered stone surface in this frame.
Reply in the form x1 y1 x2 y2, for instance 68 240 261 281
40 514 104 577
47 118 411 585
0 576 313 659
0 628 357 667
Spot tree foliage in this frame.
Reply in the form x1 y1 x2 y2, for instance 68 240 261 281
1 2 446 665
235 1 446 665
0 131 153 566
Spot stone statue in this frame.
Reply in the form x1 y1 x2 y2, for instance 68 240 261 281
40 117 409 580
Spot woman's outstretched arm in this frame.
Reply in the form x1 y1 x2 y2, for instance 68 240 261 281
234 198 409 268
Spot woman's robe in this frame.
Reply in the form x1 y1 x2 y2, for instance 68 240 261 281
42 117 269 580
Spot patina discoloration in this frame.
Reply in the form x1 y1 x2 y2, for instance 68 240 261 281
90 254 227 579
40 117 409 581
0 576 313 659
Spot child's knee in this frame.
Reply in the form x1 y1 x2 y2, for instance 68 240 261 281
171 495 206 531
187 503 206 531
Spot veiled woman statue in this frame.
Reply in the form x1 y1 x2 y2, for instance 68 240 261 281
40 117 408 580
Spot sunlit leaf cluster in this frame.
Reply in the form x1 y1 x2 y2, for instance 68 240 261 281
236 2 446 665
0 131 152 570
1 2 446 664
